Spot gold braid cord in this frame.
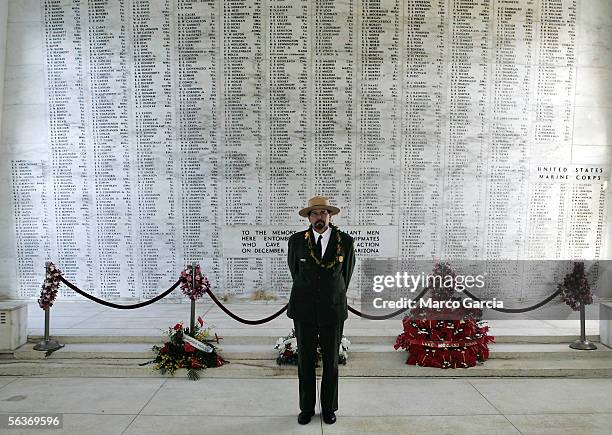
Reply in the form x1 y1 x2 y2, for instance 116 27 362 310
305 224 343 269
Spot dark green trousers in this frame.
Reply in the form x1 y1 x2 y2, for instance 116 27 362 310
293 319 344 413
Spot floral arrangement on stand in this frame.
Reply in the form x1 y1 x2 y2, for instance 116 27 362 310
180 264 210 301
142 264 225 380
394 262 494 369
274 329 351 366
558 261 593 310
144 316 226 381
38 262 62 310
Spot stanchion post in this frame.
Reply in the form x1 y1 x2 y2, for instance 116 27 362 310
190 262 196 336
569 302 597 350
33 307 63 351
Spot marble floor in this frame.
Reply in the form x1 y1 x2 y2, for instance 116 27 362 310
2 300 605 434
0 376 611 434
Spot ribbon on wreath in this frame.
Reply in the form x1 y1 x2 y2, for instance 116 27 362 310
406 338 485 349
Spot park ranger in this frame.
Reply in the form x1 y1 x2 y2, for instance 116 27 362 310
286 196 356 425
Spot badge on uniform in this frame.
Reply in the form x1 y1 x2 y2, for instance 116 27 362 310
339 256 344 263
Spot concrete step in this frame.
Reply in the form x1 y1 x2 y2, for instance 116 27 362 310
7 333 608 378
26 333 601 345
2 355 612 378
6 342 612 361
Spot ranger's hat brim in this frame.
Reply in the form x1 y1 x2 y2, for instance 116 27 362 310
299 196 340 217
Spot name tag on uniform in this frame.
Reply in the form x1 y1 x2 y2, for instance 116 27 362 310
299 258 306 262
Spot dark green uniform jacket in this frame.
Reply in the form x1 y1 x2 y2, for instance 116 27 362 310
287 225 356 325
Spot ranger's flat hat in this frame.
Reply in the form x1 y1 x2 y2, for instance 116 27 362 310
299 196 340 217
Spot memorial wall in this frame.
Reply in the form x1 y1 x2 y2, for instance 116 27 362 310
0 0 610 301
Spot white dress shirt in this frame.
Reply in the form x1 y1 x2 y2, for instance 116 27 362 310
312 225 332 258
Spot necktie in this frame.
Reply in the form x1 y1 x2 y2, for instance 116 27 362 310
316 234 323 259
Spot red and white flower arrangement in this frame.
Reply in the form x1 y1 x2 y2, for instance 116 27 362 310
144 316 226 381
275 329 351 366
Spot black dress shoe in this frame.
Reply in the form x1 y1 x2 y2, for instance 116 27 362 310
322 411 336 424
298 411 314 425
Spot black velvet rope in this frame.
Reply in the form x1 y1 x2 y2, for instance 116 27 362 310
462 288 563 313
204 288 288 325
59 276 181 309
57 276 563 321
60 274 287 323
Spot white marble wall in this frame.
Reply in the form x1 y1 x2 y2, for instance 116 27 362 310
0 0 610 300
0 0 12 299
1 0 51 299
574 0 612 268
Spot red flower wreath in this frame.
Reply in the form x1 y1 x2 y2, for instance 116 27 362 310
394 262 495 369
